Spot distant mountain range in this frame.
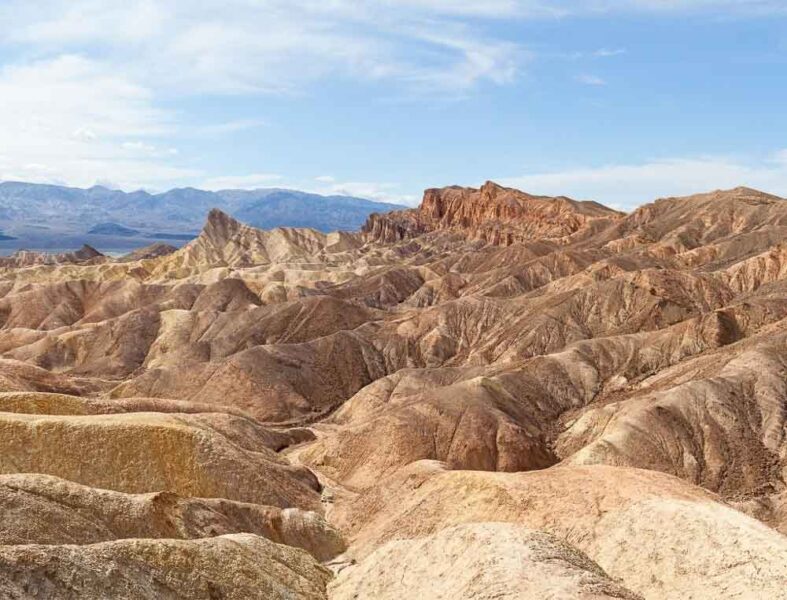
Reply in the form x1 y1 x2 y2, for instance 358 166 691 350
0 181 406 253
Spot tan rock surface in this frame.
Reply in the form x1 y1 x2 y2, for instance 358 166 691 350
0 411 320 507
330 523 641 600
0 473 344 559
0 534 331 599
333 462 787 599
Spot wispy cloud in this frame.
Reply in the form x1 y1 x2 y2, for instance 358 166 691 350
192 119 267 137
575 73 606 86
0 1 535 189
581 0 787 16
0 0 784 192
593 48 626 58
0 54 196 189
0 1 530 95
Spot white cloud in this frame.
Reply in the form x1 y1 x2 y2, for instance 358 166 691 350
0 54 196 190
392 0 550 18
582 0 787 15
593 48 626 57
3 0 166 45
384 0 787 18
1 1 528 95
0 1 535 190
192 119 266 137
499 153 787 210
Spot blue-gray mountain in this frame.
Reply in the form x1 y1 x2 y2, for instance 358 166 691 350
0 181 405 253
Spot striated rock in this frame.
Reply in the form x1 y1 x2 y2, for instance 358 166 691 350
0 473 344 560
150 208 362 276
301 373 559 488
364 181 623 245
0 534 331 600
0 411 321 507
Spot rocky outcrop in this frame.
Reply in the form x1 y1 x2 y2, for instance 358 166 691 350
363 181 623 245
0 411 321 508
153 208 362 275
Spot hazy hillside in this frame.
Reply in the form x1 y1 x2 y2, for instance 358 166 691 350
0 182 405 253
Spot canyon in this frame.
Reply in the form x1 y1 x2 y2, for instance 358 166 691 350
0 181 786 599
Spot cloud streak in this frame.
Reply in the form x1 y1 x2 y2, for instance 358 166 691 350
575 73 606 85
1 1 529 95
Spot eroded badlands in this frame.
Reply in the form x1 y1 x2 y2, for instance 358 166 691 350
1 182 787 599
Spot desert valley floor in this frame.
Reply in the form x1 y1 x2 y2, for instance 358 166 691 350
1 182 787 598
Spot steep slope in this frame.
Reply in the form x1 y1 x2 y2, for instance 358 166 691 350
149 208 362 276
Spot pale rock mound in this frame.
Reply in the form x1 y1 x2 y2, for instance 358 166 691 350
330 523 641 600
335 462 787 600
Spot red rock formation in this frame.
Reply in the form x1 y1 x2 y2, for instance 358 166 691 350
364 181 623 245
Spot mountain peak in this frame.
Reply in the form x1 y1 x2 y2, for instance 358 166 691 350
204 207 242 233
207 207 236 223
479 180 507 196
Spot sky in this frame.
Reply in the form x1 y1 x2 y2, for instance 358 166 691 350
0 1 786 210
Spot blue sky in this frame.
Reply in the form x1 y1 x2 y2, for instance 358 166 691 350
0 1 786 210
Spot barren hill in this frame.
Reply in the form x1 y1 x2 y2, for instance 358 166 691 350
0 183 786 598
